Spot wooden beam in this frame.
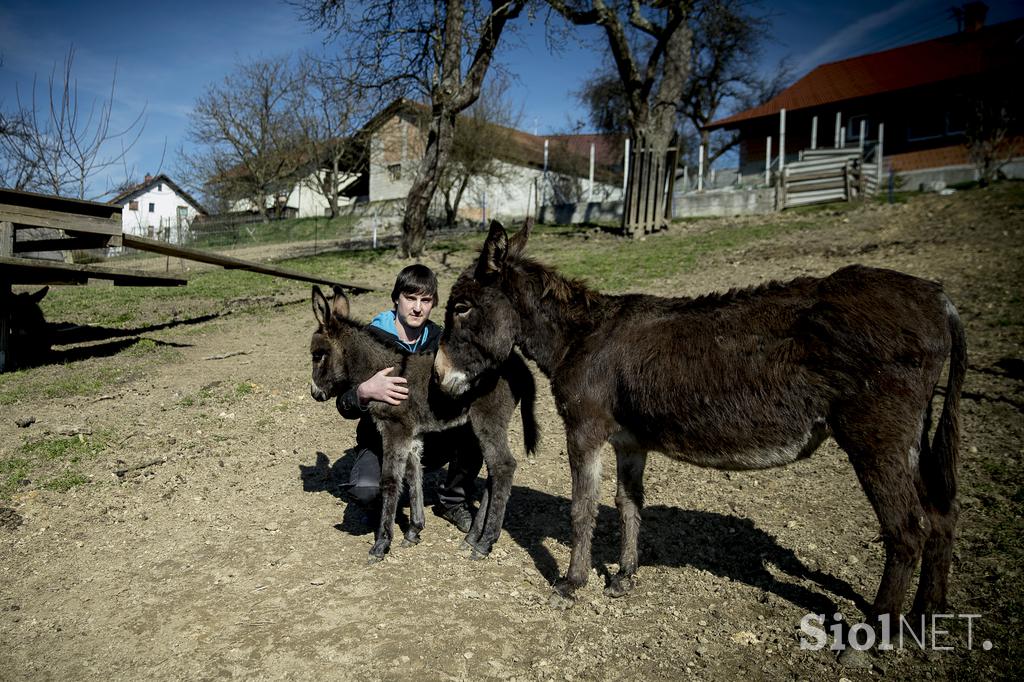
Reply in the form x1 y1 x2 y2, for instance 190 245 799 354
0 256 186 287
0 203 120 237
120 234 375 293
14 234 120 253
0 221 12 257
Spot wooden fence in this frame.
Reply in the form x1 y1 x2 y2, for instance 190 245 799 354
622 134 678 237
778 146 881 209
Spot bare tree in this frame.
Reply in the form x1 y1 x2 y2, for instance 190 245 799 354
180 56 306 223
680 0 788 168
0 46 146 200
294 56 380 218
297 0 527 257
547 1 692 163
964 84 1020 187
574 1 786 171
437 75 523 225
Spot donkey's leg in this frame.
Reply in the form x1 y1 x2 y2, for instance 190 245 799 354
835 422 930 621
370 437 416 562
553 423 607 601
462 484 490 551
402 447 425 547
911 500 958 615
911 400 960 615
605 435 647 598
466 434 517 559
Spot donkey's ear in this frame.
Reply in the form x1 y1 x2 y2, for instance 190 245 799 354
507 217 533 258
331 289 350 319
29 286 49 303
477 220 509 276
312 285 331 327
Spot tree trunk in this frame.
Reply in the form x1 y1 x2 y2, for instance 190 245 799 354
401 109 457 257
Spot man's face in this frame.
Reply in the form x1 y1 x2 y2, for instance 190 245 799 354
395 290 435 330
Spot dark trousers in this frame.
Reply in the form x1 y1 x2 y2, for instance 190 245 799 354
343 430 483 511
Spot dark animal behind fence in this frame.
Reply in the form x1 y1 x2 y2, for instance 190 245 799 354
310 285 536 562
2 286 52 370
435 220 966 623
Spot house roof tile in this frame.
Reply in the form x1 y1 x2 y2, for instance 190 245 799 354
707 18 1024 130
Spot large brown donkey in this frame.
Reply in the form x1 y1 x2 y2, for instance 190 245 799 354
310 285 537 562
434 220 966 623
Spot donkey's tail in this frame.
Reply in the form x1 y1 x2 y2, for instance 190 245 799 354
923 296 967 513
507 352 539 455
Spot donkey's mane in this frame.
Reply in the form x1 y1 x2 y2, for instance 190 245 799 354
686 275 820 309
510 254 602 315
508 252 819 315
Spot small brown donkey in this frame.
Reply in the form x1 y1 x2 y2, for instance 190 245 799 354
310 285 537 562
434 220 966 622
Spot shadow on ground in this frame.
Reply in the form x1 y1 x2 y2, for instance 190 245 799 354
299 451 868 618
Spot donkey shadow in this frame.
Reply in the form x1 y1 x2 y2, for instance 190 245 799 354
300 451 867 617
501 484 869 616
299 450 446 535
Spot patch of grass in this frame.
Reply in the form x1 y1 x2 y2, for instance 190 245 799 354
0 364 124 406
178 386 215 407
529 219 817 292
42 471 90 493
1 433 107 500
234 381 256 397
0 457 32 500
125 338 158 356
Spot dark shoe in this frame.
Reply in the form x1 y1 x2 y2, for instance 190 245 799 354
436 503 473 533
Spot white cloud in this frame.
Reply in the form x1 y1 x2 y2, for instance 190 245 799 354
796 0 929 73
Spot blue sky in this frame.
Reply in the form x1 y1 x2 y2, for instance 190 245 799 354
2 0 1022 199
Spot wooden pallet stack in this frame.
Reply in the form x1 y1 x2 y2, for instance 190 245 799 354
778 147 880 209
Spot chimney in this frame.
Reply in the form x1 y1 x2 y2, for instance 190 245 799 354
144 173 153 183
954 2 988 33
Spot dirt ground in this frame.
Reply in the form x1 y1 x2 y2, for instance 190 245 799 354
2 185 1022 681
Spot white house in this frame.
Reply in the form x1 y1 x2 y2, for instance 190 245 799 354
365 99 625 222
223 99 623 225
110 174 208 243
229 169 363 219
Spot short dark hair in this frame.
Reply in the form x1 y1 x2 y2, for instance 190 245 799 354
391 264 438 304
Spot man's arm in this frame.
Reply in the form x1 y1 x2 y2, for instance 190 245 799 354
335 366 410 419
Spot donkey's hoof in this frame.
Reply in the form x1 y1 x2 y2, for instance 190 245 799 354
470 548 490 561
548 590 575 611
367 553 385 565
459 540 474 552
604 573 637 598
400 537 420 548
552 577 579 599
837 646 874 668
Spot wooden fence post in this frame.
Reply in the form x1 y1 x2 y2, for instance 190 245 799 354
0 221 13 372
779 108 787 173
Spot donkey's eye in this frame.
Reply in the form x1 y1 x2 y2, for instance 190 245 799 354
453 301 472 317
312 351 326 363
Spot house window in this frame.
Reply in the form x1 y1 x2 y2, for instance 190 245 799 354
847 115 870 144
148 202 155 213
387 163 402 181
945 109 967 136
129 200 138 211
157 183 163 191
907 111 945 142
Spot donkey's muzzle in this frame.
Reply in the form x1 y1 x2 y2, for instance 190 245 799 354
310 380 330 402
434 343 470 396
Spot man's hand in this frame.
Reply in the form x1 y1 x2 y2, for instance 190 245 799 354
357 367 409 406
